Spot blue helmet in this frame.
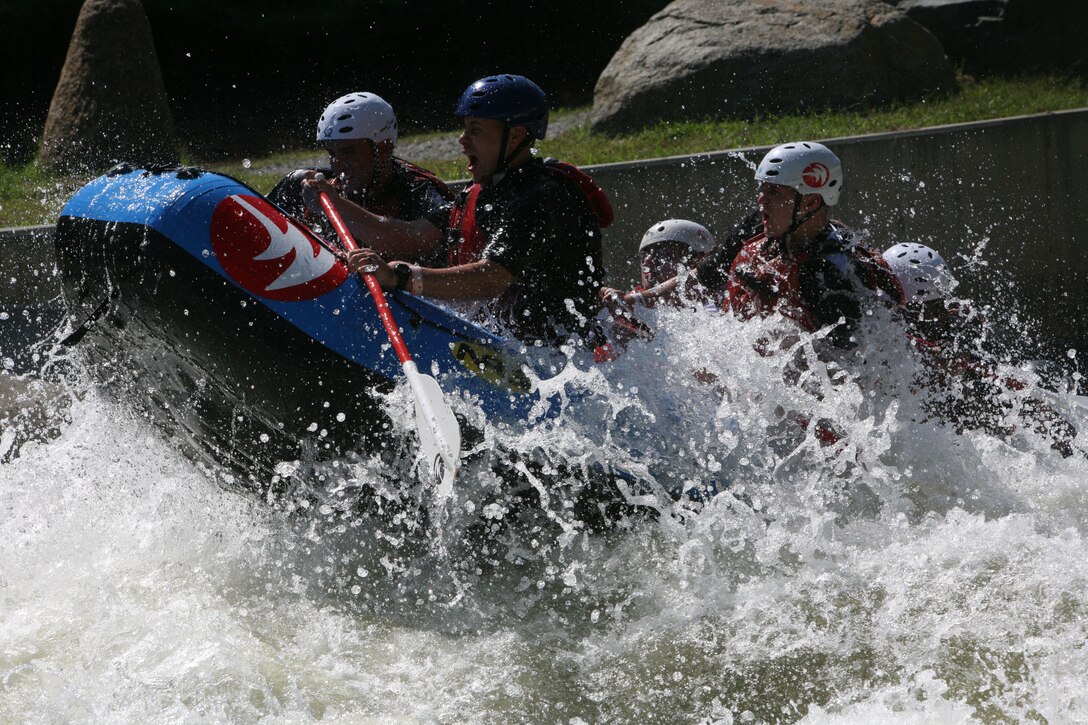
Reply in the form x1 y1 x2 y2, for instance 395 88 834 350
455 74 549 139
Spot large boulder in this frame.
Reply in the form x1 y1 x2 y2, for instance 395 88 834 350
39 0 176 174
591 0 956 135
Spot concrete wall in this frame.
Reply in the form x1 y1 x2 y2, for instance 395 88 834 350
0 225 64 373
592 108 1088 358
3 108 1086 360
0 225 58 303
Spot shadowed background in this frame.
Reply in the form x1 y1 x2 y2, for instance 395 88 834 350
0 0 668 162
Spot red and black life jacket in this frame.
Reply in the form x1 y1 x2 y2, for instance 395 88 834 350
541 158 614 230
447 182 487 267
723 226 902 332
724 232 817 330
446 159 613 267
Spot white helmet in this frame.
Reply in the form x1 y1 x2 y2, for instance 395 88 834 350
639 219 716 254
316 92 398 145
755 141 843 206
882 242 957 304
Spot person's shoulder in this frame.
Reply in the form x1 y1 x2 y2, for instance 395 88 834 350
501 160 583 209
391 156 434 176
392 157 451 189
821 223 905 301
824 221 857 247
827 221 882 257
507 158 568 191
737 232 767 257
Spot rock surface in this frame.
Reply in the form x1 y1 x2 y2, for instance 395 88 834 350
591 0 956 134
39 0 176 174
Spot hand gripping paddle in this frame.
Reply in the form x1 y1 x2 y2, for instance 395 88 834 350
316 186 461 498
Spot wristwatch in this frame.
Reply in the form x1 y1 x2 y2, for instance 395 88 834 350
392 262 412 291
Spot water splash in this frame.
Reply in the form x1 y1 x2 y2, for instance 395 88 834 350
3 273 1088 722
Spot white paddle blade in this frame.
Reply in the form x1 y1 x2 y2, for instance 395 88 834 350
403 362 461 497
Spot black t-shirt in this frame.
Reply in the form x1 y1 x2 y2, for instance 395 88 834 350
430 160 605 345
267 157 451 225
365 157 452 222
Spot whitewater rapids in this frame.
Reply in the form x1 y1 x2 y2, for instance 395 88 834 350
2 303 1087 723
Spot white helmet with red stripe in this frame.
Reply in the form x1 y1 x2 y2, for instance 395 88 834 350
755 141 843 206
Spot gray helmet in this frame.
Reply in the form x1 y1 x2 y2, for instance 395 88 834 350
639 219 716 254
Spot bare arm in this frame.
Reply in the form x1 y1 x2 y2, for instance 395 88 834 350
411 260 514 300
347 249 514 300
599 275 685 312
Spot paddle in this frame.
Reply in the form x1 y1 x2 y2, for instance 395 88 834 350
315 186 461 497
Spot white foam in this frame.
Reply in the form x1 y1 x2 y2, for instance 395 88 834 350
3 300 1088 721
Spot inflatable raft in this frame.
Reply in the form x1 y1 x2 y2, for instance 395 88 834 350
55 165 555 483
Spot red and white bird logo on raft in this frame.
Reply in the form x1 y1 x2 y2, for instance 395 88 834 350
210 194 348 301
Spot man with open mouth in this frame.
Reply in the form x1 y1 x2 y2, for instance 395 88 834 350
326 74 612 350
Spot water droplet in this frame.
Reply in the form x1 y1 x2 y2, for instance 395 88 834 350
336 412 346 422
242 158 252 169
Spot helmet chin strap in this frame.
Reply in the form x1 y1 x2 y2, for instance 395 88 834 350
779 190 823 244
493 126 533 181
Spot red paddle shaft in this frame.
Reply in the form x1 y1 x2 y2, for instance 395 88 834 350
318 192 412 365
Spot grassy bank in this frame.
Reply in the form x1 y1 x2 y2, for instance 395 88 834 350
0 163 86 230
3 74 1087 228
